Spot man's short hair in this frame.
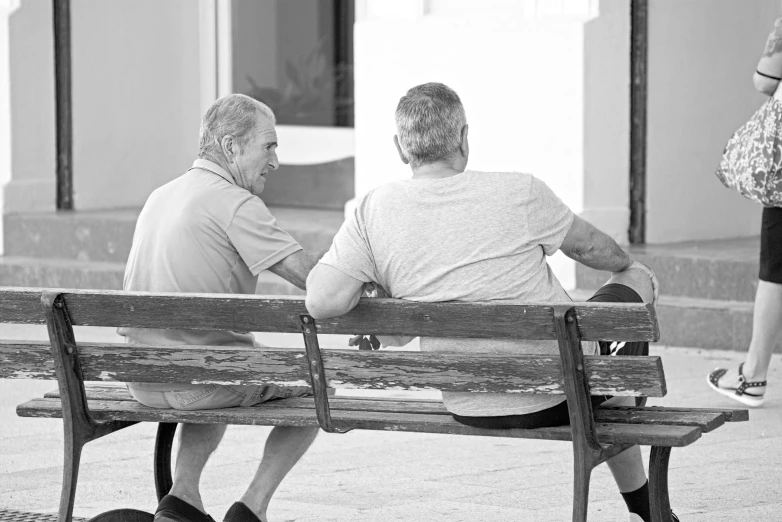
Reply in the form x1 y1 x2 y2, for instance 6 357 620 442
395 83 467 168
198 94 276 159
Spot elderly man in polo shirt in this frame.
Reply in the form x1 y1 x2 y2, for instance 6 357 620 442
120 94 319 522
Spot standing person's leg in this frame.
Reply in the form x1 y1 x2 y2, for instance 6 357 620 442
224 426 320 522
708 207 782 407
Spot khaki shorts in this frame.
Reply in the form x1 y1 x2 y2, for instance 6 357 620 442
127 383 312 411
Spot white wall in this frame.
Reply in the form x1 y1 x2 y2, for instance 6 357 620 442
0 0 20 254
582 0 630 243
646 0 779 243
69 0 202 210
5 0 55 214
3 0 204 213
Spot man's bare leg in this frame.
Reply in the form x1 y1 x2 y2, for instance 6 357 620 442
167 423 227 513
601 268 654 492
238 426 320 521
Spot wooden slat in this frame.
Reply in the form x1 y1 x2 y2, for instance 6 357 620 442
602 405 749 423
44 385 727 432
0 288 659 341
16 397 701 447
40 385 726 433
0 341 667 397
595 407 725 433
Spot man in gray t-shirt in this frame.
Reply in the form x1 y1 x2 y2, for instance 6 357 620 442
305 83 674 522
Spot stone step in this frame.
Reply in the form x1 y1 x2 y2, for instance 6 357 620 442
3 206 344 263
575 236 760 302
569 289 781 353
0 256 302 295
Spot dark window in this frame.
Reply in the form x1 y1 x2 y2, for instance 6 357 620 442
232 0 354 127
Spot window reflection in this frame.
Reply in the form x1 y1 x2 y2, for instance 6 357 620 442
232 0 354 127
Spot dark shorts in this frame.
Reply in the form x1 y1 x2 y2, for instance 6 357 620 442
760 207 782 284
452 283 646 430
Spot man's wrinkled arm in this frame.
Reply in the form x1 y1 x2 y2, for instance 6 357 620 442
559 216 633 273
305 263 365 319
560 216 658 302
267 250 323 290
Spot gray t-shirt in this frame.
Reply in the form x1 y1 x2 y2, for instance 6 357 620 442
319 170 595 416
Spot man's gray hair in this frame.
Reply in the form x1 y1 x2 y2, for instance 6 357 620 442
395 83 467 168
198 94 276 159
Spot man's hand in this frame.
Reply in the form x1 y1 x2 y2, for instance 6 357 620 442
618 261 659 305
348 283 389 349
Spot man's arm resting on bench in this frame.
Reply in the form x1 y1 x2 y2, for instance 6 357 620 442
560 216 658 301
305 263 366 319
306 265 414 347
268 250 324 290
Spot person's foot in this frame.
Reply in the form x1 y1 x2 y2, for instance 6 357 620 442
707 363 766 407
223 502 263 522
154 495 215 522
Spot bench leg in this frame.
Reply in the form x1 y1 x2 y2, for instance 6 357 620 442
648 446 672 522
572 454 594 522
154 423 177 502
59 431 85 522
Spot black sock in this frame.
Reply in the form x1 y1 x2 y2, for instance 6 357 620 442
621 481 651 522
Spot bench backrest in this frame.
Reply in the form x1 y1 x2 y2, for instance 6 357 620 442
0 287 664 397
0 287 658 340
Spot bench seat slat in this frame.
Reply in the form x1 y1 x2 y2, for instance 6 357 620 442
0 288 659 341
0 341 666 397
16 397 701 447
42 385 728 433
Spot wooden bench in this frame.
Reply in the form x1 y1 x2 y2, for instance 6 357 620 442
0 287 747 522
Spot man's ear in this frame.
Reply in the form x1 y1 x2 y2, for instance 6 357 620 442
459 124 469 157
220 135 237 162
393 135 410 164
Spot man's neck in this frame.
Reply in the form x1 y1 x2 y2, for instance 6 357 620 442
200 155 235 180
410 161 466 180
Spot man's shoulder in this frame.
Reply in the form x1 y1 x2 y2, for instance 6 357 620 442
356 181 413 207
467 170 534 184
143 171 255 226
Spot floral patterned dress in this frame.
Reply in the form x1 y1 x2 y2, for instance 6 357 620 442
716 17 782 207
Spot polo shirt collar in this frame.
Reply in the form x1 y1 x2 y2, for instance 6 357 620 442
190 159 236 185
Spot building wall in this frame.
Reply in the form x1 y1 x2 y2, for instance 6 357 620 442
582 0 630 243
69 0 202 210
646 0 779 243
3 0 202 213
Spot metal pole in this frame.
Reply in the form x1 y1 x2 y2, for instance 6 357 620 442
53 0 73 210
629 0 648 244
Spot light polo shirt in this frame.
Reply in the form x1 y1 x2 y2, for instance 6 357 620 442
118 159 302 349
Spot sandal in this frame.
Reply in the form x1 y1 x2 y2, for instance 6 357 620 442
707 362 766 407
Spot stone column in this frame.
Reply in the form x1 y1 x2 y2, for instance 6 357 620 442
0 0 56 255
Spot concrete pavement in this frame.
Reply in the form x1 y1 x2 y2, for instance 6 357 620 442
1 326 780 521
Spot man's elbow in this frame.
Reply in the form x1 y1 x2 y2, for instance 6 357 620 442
305 294 335 320
305 292 354 320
